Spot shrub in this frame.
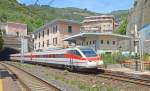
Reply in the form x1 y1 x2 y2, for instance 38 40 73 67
101 52 130 65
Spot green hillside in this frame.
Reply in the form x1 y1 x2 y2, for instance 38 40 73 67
0 0 128 32
0 0 99 32
110 10 128 18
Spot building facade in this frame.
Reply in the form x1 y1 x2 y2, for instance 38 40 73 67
33 19 80 51
0 22 27 36
81 15 115 33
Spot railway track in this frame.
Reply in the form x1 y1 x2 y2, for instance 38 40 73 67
0 62 61 91
97 69 150 87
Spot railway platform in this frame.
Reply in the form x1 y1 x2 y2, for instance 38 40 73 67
0 68 20 91
102 64 150 82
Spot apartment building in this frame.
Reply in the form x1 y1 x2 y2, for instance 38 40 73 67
33 19 80 51
81 15 115 33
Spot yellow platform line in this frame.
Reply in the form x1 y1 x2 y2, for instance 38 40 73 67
0 79 3 91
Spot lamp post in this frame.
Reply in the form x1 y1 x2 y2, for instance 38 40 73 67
20 33 24 63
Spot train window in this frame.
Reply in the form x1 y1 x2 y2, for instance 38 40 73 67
57 54 64 58
75 51 82 57
80 48 97 57
48 54 51 58
68 50 82 57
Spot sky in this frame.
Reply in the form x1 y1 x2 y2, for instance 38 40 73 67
17 0 134 13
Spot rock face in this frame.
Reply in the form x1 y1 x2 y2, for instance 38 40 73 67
126 0 150 52
127 0 150 35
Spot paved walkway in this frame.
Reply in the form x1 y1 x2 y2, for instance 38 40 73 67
106 64 150 76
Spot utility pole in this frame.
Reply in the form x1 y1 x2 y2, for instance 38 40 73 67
134 24 144 71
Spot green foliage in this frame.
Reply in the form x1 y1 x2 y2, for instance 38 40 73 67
101 52 130 65
115 17 128 35
0 36 4 51
134 0 138 7
143 53 150 61
110 10 128 19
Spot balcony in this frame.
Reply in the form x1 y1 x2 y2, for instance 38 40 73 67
80 27 113 33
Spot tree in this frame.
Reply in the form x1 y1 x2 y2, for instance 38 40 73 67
0 13 7 23
115 17 128 35
134 0 137 7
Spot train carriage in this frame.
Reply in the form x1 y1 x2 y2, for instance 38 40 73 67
10 47 103 71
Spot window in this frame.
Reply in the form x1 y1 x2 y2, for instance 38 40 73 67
53 37 57 45
43 41 44 47
101 40 103 44
86 42 88 45
80 48 97 57
42 31 44 37
68 50 82 57
112 41 116 45
68 26 72 33
53 25 58 33
107 40 109 44
47 29 49 35
93 40 96 44
35 35 37 39
89 41 91 45
35 44 36 49
39 42 40 48
39 33 40 39
47 40 49 47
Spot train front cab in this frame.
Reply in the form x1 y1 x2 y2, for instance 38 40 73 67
65 47 103 71
78 47 103 69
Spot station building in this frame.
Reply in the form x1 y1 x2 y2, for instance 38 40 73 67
64 32 131 54
33 19 80 51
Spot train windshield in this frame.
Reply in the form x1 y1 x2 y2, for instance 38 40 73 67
80 48 97 57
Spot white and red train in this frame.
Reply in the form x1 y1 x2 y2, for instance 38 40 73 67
10 47 103 70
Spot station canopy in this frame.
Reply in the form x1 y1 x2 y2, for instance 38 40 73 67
63 32 131 42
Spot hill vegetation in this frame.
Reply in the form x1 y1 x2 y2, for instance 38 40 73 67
0 0 128 32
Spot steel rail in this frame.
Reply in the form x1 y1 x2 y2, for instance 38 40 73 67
0 62 61 91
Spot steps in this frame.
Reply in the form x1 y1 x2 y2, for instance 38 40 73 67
2 35 21 51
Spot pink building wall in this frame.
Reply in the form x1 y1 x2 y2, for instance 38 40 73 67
5 22 27 36
33 20 80 50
